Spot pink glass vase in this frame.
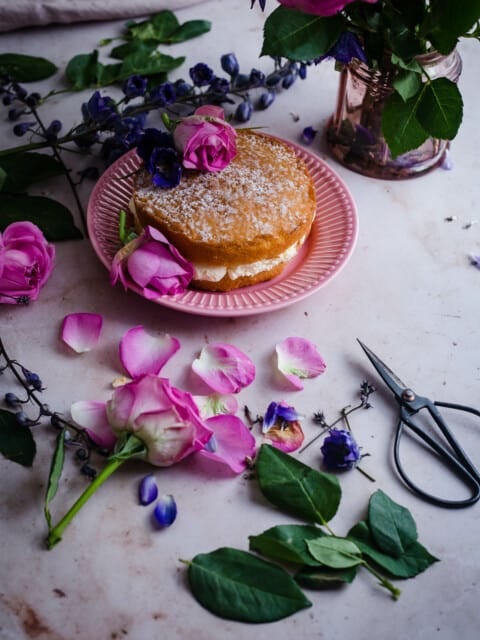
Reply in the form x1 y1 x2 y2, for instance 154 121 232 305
326 50 462 179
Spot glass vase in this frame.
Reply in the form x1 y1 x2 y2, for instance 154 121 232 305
326 50 462 179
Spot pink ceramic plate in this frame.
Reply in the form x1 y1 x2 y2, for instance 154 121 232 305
87 136 358 317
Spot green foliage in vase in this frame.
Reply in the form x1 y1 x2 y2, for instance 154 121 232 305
259 0 480 155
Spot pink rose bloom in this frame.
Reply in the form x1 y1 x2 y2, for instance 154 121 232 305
111 225 193 298
279 0 377 16
0 221 55 304
173 105 237 172
106 374 213 467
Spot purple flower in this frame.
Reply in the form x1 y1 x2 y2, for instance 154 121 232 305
189 63 215 87
153 495 177 527
82 91 119 126
263 401 300 431
250 0 267 9
302 126 317 145
316 31 367 65
320 429 361 470
149 82 177 106
234 100 253 123
262 401 304 453
122 74 148 99
136 128 182 188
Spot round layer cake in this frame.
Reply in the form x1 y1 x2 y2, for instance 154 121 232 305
130 130 316 291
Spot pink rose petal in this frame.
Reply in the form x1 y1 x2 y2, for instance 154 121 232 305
119 326 180 378
60 313 103 353
199 414 256 473
70 400 116 450
275 337 326 390
192 343 256 394
264 420 304 453
193 394 239 418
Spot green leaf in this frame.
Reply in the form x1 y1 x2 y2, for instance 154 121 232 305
187 547 311 623
262 7 343 61
44 429 66 528
0 194 83 241
256 444 341 525
166 20 212 44
382 92 429 158
368 489 418 557
393 71 422 102
0 53 57 81
118 52 185 80
109 39 159 61
65 51 101 90
430 0 480 45
416 78 463 140
0 153 65 193
96 63 123 87
249 524 326 566
127 11 180 42
348 521 439 579
307 537 363 569
0 409 36 467
295 565 358 589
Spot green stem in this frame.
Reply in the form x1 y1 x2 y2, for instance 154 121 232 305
46 456 126 549
362 560 402 600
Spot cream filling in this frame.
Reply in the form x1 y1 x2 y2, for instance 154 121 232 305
193 240 302 283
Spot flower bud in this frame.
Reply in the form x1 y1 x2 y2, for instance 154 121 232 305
220 53 239 76
234 100 253 123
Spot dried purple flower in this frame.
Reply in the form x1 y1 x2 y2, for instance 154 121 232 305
302 126 317 145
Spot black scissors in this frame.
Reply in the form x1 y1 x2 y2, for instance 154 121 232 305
358 340 480 508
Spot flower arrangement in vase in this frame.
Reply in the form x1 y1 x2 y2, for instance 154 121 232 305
252 0 480 178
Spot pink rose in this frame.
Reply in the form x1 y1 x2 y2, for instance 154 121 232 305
173 105 237 172
278 0 377 16
106 375 212 467
0 221 55 305
111 225 194 298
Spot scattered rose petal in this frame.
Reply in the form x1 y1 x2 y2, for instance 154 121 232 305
119 326 180 378
138 474 158 506
199 414 256 473
70 400 116 450
61 313 103 353
153 494 177 527
192 343 255 393
275 337 326 390
193 393 239 418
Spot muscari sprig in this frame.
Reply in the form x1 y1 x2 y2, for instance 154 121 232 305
0 337 106 475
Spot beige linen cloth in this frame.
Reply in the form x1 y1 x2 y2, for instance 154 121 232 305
0 1 207 32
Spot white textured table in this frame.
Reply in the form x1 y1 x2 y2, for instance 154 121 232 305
0 2 479 639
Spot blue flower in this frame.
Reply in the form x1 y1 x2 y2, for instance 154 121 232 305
249 68 265 88
138 474 158 506
189 63 215 87
320 429 361 471
316 32 367 65
153 495 177 527
137 128 182 188
82 91 119 126
149 82 177 106
258 91 275 110
302 126 317 145
122 74 148 99
263 401 300 432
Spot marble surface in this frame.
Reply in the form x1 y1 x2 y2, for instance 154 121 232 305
0 2 479 639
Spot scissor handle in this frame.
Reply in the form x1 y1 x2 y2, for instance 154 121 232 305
394 400 480 509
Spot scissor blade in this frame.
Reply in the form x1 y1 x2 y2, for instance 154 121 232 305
357 340 408 400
